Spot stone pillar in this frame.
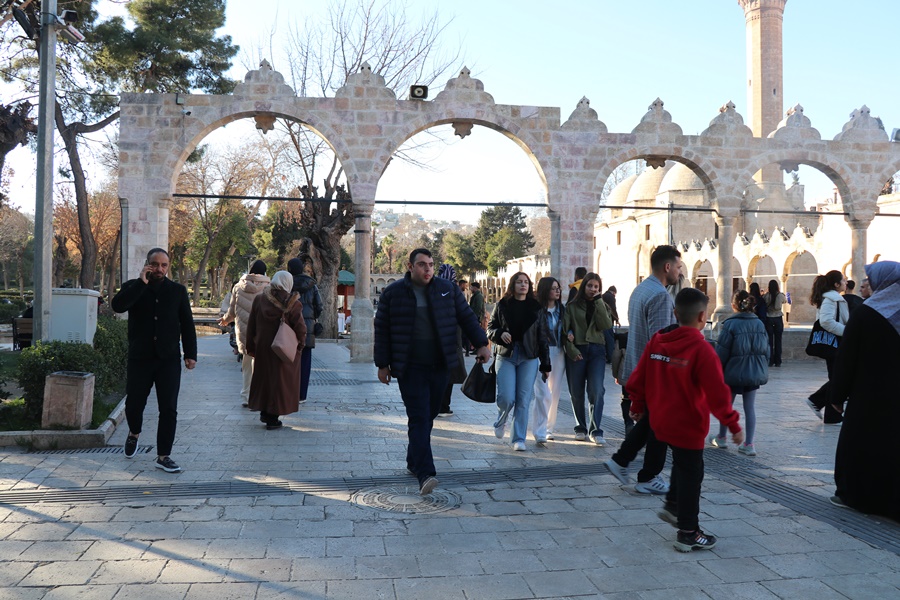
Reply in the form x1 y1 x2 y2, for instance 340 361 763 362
350 203 375 363
556 203 595 286
848 218 873 283
712 213 737 324
548 209 561 279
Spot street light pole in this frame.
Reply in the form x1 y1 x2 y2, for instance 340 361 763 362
33 0 58 342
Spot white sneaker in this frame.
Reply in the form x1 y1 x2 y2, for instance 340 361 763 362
707 434 727 449
494 423 506 439
604 458 630 485
634 475 669 495
512 441 526 451
575 432 586 441
546 432 555 441
589 434 606 446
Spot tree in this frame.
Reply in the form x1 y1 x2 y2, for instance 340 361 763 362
471 205 534 269
485 227 529 276
0 101 37 208
0 206 34 292
526 214 551 255
2 0 238 288
442 230 477 278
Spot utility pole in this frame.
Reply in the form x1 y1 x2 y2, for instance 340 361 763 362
33 0 58 342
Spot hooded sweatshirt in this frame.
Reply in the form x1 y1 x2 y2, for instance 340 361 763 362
626 325 740 450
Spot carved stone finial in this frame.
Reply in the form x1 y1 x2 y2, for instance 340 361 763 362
701 100 752 137
834 104 889 142
259 59 273 71
335 61 396 100
561 96 608 132
434 66 495 105
233 59 295 98
632 97 682 139
770 102 821 141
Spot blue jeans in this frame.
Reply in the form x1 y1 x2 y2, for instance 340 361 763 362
494 344 539 444
565 342 606 436
397 364 450 485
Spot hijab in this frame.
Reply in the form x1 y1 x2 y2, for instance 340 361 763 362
436 263 457 283
269 270 294 293
864 261 900 338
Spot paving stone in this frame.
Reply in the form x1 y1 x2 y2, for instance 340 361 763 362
325 535 386 557
394 576 467 600
91 559 165 584
698 557 781 583
761 578 853 599
355 555 420 579
289 557 356 581
324 578 396 599
699 582 781 600
255 581 327 599
42 584 119 600
522 569 600 598
456 573 535 600
183 582 260 599
225 558 293 582
157 558 230 583
19 560 101 586
106 583 190 599
0 587 49 600
18 540 93 561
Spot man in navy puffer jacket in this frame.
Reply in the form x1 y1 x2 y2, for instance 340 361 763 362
375 248 490 495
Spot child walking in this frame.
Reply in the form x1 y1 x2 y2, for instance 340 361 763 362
709 289 769 455
626 288 743 552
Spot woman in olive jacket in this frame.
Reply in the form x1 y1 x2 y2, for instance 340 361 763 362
710 289 770 456
488 272 551 451
563 272 613 445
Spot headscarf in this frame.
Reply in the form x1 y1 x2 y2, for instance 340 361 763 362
269 270 294 293
437 263 457 283
864 261 900 337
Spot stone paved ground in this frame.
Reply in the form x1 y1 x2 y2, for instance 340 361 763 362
1 335 898 599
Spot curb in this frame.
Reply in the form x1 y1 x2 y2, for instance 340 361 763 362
0 395 127 450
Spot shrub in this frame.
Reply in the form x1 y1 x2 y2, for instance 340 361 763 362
92 316 128 396
0 303 24 324
17 341 98 422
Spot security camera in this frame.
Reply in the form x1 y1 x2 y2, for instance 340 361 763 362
181 109 192 116
58 24 84 44
60 10 79 24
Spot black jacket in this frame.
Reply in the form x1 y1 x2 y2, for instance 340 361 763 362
111 278 197 362
374 273 488 380
488 296 552 372
291 273 324 347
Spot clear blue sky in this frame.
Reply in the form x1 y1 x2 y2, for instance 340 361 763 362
5 0 899 224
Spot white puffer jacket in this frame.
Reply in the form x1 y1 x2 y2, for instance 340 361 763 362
817 290 849 337
223 273 270 353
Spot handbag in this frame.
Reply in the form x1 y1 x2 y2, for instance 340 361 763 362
313 321 324 337
461 360 497 404
271 293 300 363
805 303 841 360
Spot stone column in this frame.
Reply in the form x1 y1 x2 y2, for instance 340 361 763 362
548 209 561 279
712 212 737 325
350 202 375 363
848 220 871 283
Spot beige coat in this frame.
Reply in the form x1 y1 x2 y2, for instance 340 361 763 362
222 273 270 354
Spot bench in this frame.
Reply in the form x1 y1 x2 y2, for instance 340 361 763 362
12 317 32 351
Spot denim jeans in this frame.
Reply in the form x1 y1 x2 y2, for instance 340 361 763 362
397 364 450 485
494 344 540 444
565 342 606 436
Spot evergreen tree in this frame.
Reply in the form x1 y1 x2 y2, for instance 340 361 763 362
471 206 534 269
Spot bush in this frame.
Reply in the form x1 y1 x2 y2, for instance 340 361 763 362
17 341 98 422
92 316 128 396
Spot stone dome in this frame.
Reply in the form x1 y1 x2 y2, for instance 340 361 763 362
658 163 704 193
606 173 639 206
625 163 673 204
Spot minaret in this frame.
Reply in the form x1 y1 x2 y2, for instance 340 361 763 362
738 0 787 184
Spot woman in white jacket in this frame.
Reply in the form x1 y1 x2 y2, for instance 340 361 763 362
806 270 849 424
220 261 270 407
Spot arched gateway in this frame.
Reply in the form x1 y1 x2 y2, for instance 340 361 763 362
118 61 900 362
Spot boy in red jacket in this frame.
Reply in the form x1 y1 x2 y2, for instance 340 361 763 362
626 288 743 552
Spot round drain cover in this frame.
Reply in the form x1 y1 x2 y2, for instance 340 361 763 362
351 486 461 514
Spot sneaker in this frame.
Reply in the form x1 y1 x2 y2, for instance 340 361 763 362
738 443 757 456
155 456 182 473
298 398 307 405
589 434 606 446
419 476 439 496
708 434 727 449
829 495 850 509
438 410 454 417
266 421 283 430
674 529 717 552
494 422 506 439
545 433 555 441
512 441 526 452
124 435 138 459
635 475 669 495
535 436 548 444
574 432 587 441
805 398 823 420
604 458 630 485
657 503 678 527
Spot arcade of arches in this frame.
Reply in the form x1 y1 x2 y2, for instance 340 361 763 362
118 62 900 361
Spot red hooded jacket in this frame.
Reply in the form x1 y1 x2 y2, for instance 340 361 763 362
626 326 741 450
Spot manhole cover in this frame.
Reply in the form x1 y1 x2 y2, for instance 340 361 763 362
351 486 461 514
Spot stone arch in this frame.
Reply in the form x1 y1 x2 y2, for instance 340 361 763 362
374 110 552 201
165 109 356 198
784 250 818 324
743 149 853 207
748 254 778 286
874 161 900 192
692 259 714 297
591 147 722 209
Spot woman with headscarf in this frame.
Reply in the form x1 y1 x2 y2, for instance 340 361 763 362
436 263 466 416
245 270 307 429
829 261 900 519
219 260 270 407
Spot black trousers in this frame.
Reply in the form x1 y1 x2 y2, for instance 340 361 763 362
610 409 668 482
664 445 705 532
809 355 843 423
397 364 450 485
125 357 182 457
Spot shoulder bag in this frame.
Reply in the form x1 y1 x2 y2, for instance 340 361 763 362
461 360 497 404
271 293 301 363
805 302 840 360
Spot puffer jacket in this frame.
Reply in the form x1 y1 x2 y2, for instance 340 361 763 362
818 290 849 337
291 273 324 347
715 311 770 388
487 296 552 372
223 273 270 354
374 273 488 380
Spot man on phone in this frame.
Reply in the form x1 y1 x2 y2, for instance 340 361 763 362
112 248 197 473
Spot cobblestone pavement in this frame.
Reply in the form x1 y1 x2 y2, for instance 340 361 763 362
1 335 898 599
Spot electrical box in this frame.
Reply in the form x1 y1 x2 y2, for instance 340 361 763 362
50 288 101 345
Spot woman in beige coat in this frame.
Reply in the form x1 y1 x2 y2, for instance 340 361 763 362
219 260 269 407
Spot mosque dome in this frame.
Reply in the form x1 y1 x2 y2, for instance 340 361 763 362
606 173 639 206
658 163 704 194
625 163 673 204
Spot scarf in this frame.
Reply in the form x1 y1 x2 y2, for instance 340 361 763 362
864 261 900 338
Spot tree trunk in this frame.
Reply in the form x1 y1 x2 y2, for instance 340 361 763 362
53 234 68 287
315 236 342 338
191 233 218 304
107 226 120 301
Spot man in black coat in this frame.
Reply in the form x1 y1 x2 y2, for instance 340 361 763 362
112 248 197 473
375 248 490 495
